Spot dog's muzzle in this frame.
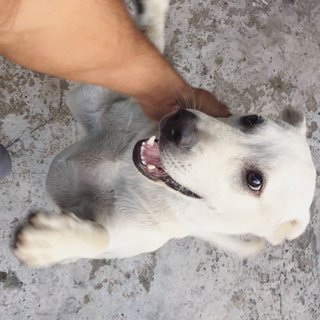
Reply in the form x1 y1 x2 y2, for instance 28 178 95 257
160 109 198 150
132 110 201 199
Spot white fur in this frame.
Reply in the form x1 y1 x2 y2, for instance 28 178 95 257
14 0 316 267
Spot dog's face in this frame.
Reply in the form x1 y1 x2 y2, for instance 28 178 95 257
133 108 316 245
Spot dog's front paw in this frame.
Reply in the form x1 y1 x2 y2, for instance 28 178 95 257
14 210 85 267
14 210 109 268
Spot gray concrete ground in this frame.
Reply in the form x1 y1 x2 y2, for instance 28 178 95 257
1 0 320 319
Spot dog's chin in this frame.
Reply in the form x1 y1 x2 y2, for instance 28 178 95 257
132 137 201 199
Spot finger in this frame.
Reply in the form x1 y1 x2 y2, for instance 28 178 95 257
193 88 231 118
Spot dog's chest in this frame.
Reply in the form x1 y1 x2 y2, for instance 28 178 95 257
100 181 189 258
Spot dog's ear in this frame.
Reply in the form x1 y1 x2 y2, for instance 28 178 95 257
266 218 309 245
281 108 306 135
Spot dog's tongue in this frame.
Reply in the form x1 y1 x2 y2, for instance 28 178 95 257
142 139 167 178
143 143 161 165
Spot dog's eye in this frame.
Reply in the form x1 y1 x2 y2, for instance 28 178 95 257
247 171 263 192
241 115 263 128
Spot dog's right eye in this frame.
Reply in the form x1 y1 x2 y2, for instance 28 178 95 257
247 171 263 192
241 115 263 128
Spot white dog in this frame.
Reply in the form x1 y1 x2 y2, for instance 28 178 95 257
14 0 316 267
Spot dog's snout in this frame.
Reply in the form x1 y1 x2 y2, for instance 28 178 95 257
161 110 198 148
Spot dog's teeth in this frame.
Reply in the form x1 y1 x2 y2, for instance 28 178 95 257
142 160 147 165
141 145 145 157
147 164 156 170
147 136 156 146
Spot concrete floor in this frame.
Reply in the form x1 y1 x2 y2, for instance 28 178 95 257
1 0 320 319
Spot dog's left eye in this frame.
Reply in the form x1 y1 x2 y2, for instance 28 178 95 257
247 171 263 192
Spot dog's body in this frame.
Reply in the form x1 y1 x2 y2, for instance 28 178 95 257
14 0 316 267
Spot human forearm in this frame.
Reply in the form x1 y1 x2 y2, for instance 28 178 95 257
0 0 187 117
0 0 229 119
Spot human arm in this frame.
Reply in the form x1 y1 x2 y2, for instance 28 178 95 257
0 0 229 120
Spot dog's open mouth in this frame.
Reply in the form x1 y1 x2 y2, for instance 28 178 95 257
132 136 200 199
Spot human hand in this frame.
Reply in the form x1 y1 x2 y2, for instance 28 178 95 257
0 1 229 123
179 87 230 118
138 86 230 121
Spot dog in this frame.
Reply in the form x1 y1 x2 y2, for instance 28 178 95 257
14 0 316 267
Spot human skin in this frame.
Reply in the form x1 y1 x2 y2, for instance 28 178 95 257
0 0 229 120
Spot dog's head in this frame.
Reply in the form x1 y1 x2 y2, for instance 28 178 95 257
133 108 316 245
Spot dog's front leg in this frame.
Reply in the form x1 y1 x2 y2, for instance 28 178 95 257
14 210 109 267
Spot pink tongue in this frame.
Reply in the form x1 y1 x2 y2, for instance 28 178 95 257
144 143 162 166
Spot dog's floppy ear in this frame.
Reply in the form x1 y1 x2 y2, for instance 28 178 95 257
266 218 309 245
281 108 306 135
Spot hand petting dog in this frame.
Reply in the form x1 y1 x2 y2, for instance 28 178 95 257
0 0 229 182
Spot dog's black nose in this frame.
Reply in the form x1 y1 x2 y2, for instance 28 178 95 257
160 110 198 149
